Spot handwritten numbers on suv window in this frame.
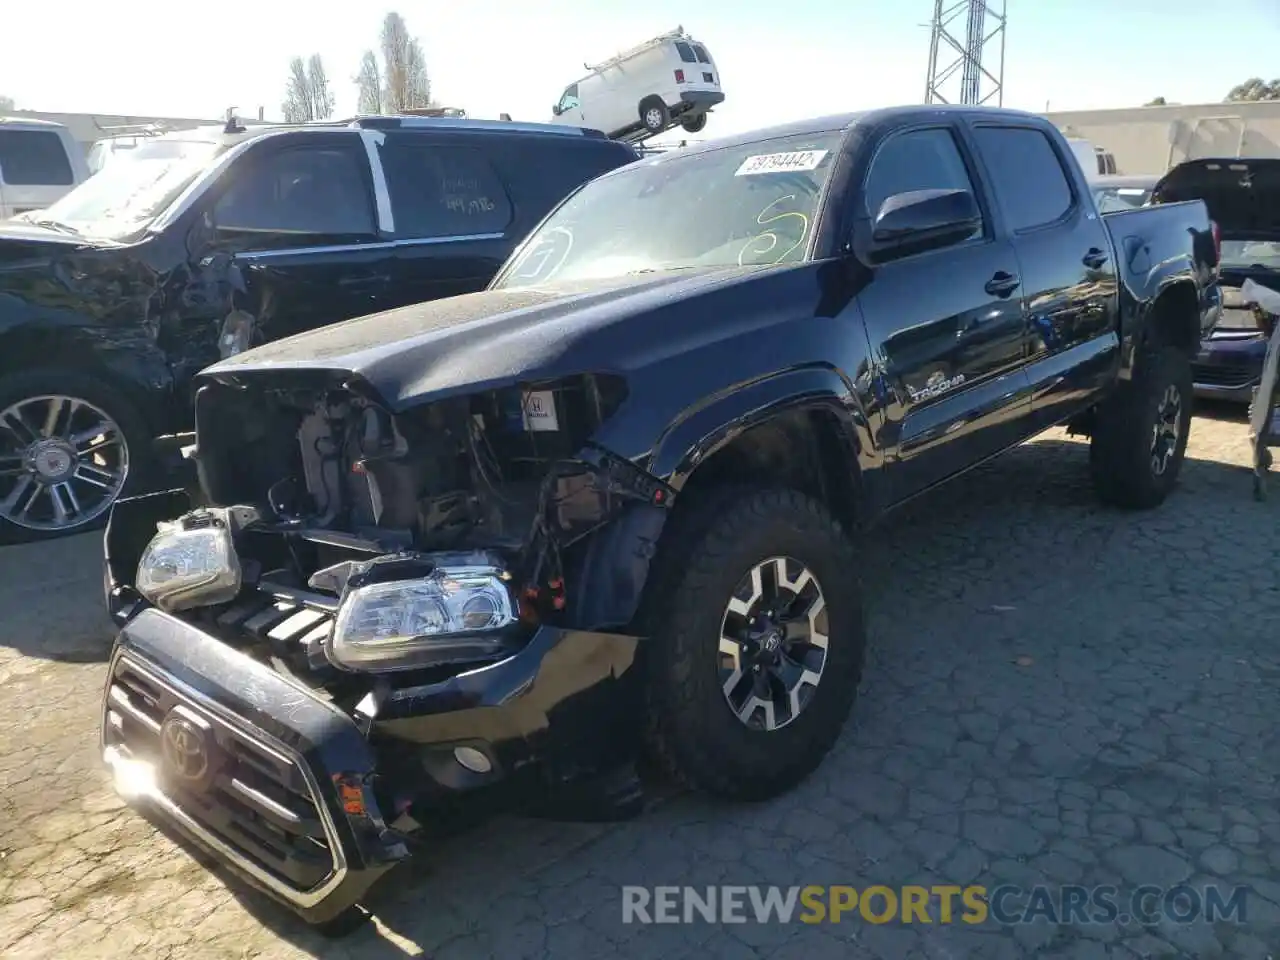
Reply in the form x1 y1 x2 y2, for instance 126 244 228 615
735 150 829 177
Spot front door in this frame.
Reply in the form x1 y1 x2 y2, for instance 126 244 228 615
172 134 393 389
853 124 1032 499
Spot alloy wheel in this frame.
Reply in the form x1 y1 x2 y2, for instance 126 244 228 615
0 394 129 532
1150 383 1183 476
718 555 829 731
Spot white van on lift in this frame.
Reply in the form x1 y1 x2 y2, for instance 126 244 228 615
0 118 88 219
549 27 725 142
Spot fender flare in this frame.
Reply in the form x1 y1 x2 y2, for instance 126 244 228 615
647 363 874 491
1118 248 1202 377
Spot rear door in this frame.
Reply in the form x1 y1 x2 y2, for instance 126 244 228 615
851 123 1032 498
0 128 80 217
378 132 516 308
967 121 1120 430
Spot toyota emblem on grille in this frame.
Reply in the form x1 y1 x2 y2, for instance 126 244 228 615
160 711 212 784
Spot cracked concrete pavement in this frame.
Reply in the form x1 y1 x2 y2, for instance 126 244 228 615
1 410 1278 959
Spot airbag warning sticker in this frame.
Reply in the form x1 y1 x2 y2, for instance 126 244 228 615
735 150 829 176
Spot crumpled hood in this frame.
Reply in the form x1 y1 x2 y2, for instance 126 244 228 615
200 266 778 409
1152 158 1280 240
0 220 114 266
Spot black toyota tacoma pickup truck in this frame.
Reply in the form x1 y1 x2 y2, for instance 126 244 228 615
99 105 1220 928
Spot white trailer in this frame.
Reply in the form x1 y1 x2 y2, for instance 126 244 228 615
1046 100 1280 176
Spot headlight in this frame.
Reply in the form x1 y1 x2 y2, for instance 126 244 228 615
328 553 518 671
136 510 242 613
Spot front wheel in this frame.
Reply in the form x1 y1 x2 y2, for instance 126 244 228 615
642 488 866 801
1089 345 1193 509
0 368 152 543
639 97 670 134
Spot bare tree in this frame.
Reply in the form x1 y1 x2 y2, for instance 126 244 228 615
307 54 335 120
1226 78 1280 101
355 50 383 114
0 95 15 113
380 12 432 112
282 55 335 123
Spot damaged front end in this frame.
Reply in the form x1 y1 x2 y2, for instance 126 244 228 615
100 369 673 923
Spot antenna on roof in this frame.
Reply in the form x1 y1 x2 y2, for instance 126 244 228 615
223 107 245 134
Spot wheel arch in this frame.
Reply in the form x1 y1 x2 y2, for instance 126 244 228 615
649 366 873 531
0 323 174 436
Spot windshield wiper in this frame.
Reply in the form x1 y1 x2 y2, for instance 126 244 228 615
28 218 81 237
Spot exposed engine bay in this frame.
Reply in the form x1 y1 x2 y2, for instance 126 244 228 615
165 372 671 678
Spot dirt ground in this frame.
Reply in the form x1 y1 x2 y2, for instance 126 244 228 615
1 409 1277 959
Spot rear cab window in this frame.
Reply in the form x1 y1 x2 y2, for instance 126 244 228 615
213 141 376 238
379 137 514 238
971 126 1075 231
0 130 74 186
863 126 984 243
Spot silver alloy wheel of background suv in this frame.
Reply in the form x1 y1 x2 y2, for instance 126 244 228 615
0 394 130 532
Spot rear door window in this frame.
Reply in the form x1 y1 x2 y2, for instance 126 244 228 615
214 143 376 236
692 43 712 64
971 126 1075 232
674 41 698 63
0 131 74 186
379 139 513 238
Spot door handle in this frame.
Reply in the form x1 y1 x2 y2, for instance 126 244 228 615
1082 247 1109 269
984 271 1020 297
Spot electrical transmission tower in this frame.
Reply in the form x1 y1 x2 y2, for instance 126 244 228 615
924 0 1007 107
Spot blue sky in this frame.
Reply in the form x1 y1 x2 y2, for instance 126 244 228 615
2 1 1277 136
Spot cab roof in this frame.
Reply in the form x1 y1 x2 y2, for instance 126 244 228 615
660 104 1049 161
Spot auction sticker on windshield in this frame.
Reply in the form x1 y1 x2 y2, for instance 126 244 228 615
735 150 829 176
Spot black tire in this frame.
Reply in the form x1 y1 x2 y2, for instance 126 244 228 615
0 367 154 544
1089 344 1193 509
639 97 670 134
680 112 708 134
640 487 866 801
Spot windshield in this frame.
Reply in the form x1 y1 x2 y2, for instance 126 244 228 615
1220 240 1280 271
1092 185 1152 213
36 138 223 239
493 131 843 288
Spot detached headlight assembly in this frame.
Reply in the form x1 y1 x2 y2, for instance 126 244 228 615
136 509 242 613
328 552 518 671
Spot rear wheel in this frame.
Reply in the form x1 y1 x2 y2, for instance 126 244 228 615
680 112 708 134
1089 345 1193 509
639 97 670 134
642 488 866 801
0 368 152 543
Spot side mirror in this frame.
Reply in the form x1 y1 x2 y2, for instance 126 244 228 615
552 104 562 116
870 189 981 253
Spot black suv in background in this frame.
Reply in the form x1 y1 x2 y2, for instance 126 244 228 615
0 116 637 542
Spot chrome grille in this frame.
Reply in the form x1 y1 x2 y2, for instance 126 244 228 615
103 655 341 897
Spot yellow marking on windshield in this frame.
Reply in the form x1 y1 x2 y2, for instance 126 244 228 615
738 195 810 267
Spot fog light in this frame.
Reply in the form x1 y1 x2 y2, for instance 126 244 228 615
453 746 492 774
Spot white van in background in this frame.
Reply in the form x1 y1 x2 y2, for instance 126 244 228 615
0 118 88 219
550 27 725 142
1065 136 1118 177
